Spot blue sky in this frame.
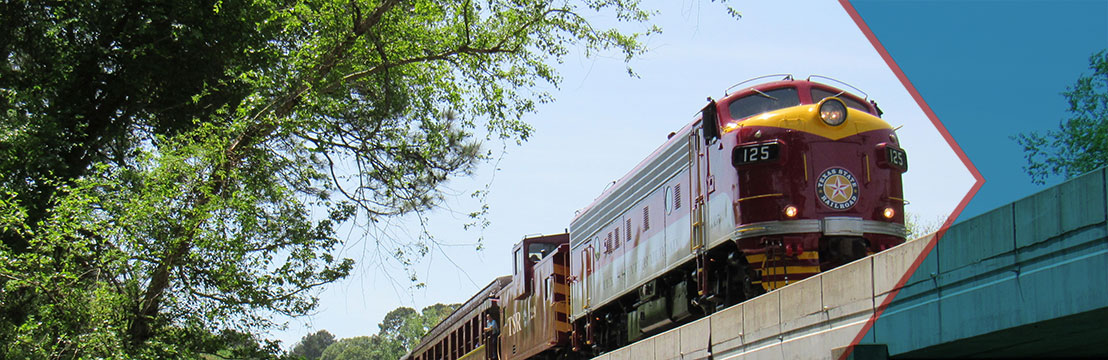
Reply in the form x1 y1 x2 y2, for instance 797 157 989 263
853 0 1108 349
853 0 1108 219
271 0 981 346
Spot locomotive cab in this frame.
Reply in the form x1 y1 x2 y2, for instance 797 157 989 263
712 76 908 289
509 235 565 300
499 233 573 360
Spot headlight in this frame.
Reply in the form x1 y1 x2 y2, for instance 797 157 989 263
819 98 847 126
784 205 798 218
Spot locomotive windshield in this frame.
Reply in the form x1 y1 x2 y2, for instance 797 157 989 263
811 88 870 113
728 87 801 120
528 242 559 260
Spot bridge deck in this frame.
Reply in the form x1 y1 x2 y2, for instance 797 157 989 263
871 168 1108 358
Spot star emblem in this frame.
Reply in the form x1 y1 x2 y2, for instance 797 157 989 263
826 176 852 202
816 168 859 210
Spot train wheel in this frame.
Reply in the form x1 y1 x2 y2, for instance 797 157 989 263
698 243 765 311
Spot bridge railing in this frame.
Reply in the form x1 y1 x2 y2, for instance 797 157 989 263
871 167 1108 357
591 234 937 360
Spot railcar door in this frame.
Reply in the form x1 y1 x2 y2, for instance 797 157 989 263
689 130 706 253
690 127 711 300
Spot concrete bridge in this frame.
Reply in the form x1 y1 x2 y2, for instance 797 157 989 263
591 168 1108 359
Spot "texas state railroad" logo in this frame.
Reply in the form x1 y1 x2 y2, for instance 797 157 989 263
816 167 859 210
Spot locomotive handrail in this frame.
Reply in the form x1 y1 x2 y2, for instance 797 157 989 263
724 74 794 95
806 74 869 100
736 193 784 202
887 196 910 205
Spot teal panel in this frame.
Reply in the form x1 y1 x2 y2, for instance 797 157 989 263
1014 227 1067 266
1018 224 1107 265
867 168 1108 356
938 205 1015 273
1015 168 1106 248
1059 169 1107 233
1060 223 1108 251
1016 228 1108 324
1013 185 1061 248
940 247 1016 284
937 257 1022 343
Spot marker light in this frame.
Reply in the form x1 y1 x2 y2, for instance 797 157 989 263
819 98 847 126
784 205 798 218
883 207 896 219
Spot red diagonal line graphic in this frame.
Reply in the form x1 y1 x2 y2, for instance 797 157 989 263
836 1 986 359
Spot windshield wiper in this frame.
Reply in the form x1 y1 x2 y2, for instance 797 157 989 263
752 89 778 101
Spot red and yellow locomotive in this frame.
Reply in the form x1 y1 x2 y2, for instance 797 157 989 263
402 76 907 360
568 75 906 352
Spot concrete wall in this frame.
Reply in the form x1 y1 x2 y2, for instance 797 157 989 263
592 169 1108 360
590 233 934 360
868 168 1108 357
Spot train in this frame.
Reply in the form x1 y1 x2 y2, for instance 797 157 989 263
401 75 908 360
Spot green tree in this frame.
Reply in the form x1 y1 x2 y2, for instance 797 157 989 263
0 0 654 358
383 303 460 357
316 304 460 360
291 330 337 360
194 329 287 360
1015 50 1108 184
904 212 947 239
0 0 281 253
319 336 378 360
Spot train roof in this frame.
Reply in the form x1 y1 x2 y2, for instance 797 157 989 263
406 275 512 356
568 77 875 235
568 118 693 247
719 76 877 115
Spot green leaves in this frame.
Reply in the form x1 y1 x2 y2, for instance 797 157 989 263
1016 50 1108 184
0 0 655 358
304 303 460 360
291 330 337 360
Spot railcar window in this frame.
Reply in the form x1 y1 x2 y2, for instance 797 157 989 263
528 242 558 260
728 87 800 120
514 248 521 275
811 88 870 113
